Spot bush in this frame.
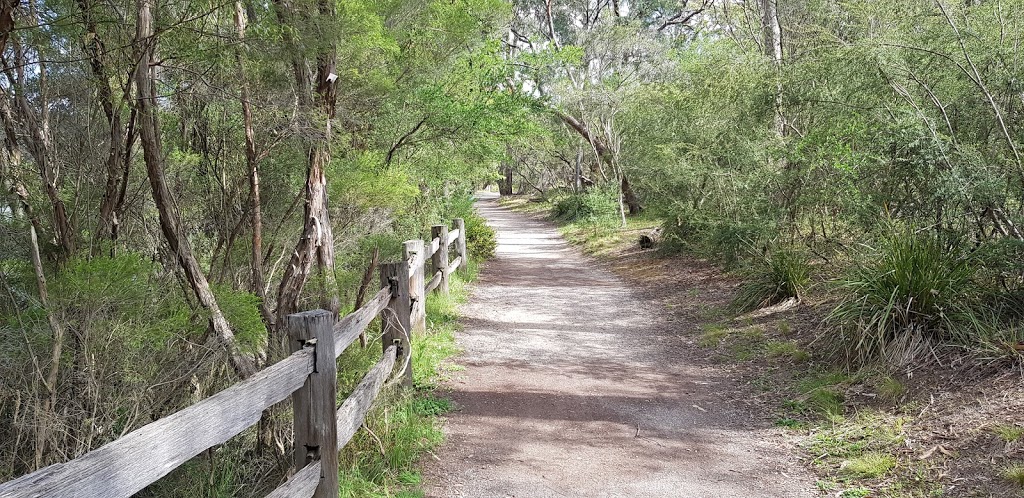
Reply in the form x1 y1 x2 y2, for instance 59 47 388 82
552 188 619 223
827 232 987 365
463 212 496 260
732 248 811 311
658 216 767 267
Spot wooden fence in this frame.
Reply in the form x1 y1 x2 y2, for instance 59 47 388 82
0 219 470 498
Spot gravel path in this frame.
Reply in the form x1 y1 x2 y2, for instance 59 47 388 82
423 196 817 497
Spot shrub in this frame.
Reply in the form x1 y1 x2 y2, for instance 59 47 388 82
707 221 763 269
657 216 768 267
463 212 497 260
732 248 811 312
827 232 986 365
552 188 619 223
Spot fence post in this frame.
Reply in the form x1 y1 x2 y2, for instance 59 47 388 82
403 239 426 334
431 224 450 295
380 262 414 387
454 218 468 272
286 310 339 498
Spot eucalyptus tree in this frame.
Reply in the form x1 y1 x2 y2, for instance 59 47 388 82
505 0 709 217
0 0 522 480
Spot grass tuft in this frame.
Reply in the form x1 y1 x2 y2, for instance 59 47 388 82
827 232 987 366
877 376 905 402
732 249 810 312
838 487 872 498
766 340 810 362
994 424 1024 442
841 452 896 479
1002 464 1024 488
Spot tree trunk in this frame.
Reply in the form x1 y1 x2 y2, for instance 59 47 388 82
3 18 76 260
233 1 274 333
78 0 129 253
271 0 341 352
7 147 65 471
556 110 642 214
762 0 784 138
134 0 256 379
499 164 513 195
621 174 642 215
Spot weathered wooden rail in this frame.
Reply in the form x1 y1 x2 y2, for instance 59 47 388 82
0 219 470 498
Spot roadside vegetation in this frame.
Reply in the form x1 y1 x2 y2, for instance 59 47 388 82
491 1 1024 494
4 0 1024 494
502 181 1024 496
140 206 492 497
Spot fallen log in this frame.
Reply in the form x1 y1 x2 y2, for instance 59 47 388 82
639 228 662 249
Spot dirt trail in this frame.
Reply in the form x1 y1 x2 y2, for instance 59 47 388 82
424 196 816 497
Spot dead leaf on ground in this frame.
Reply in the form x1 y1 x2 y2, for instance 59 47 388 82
920 444 954 460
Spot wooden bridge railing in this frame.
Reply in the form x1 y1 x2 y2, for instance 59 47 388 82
0 219 469 498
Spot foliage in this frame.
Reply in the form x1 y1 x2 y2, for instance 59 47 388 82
0 0 510 487
827 233 986 365
464 213 497 261
840 453 896 479
552 188 619 224
211 285 266 354
732 249 811 312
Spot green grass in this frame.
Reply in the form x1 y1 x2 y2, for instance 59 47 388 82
838 487 872 498
696 323 771 360
775 418 804 429
841 452 896 479
787 371 855 419
804 409 907 479
994 424 1024 443
334 261 479 497
766 340 810 362
877 376 906 402
698 323 730 347
1002 464 1024 488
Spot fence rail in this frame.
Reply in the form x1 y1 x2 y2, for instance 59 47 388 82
0 219 470 498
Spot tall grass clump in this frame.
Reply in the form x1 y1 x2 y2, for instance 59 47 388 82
732 248 811 312
827 232 987 365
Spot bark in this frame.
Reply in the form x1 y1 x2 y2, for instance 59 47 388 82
353 247 379 348
272 0 341 333
5 111 64 469
77 0 129 252
499 163 514 195
2 15 76 259
134 0 256 379
621 175 642 215
556 110 642 214
21 193 63 470
111 108 137 255
761 0 784 137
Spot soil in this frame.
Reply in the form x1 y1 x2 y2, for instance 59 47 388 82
422 196 818 497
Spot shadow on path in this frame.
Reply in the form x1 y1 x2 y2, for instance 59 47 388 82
423 196 816 497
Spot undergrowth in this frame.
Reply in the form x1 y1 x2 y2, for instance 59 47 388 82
144 262 478 497
335 262 478 497
732 248 810 312
827 233 986 366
